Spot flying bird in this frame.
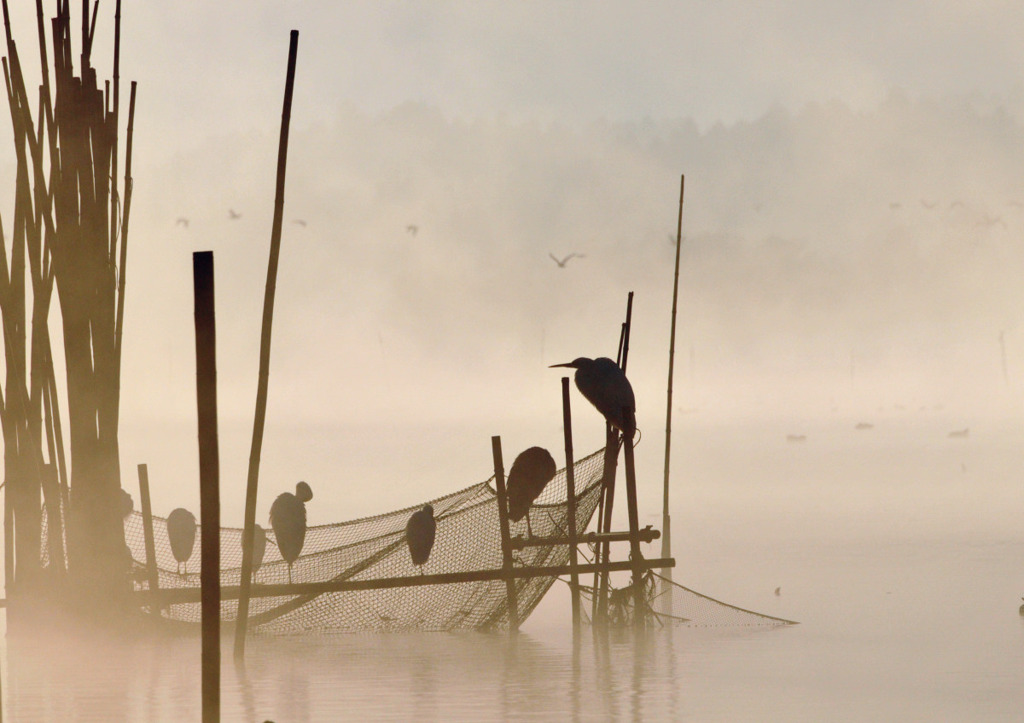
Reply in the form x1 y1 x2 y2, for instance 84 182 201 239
166 508 197 576
920 200 937 209
406 224 418 236
175 217 189 228
292 219 307 227
549 252 585 268
505 447 557 538
270 481 313 584
405 504 436 569
228 209 241 220
550 357 636 438
245 524 268 581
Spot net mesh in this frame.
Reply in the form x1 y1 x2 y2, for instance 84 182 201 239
125 447 606 634
41 445 793 633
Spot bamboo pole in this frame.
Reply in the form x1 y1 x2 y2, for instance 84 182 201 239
560 377 581 634
511 527 660 549
235 29 299 662
193 251 220 723
136 463 159 613
595 292 633 625
146 557 678 606
622 431 645 628
491 435 519 633
661 174 684 615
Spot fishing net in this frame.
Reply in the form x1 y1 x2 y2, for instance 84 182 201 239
572 570 796 628
41 445 793 633
112 447 609 634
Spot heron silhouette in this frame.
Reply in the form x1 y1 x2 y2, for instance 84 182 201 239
166 508 197 577
506 447 557 538
270 481 313 584
549 252 584 268
120 489 134 519
228 208 241 220
245 523 268 582
550 357 636 438
405 504 436 570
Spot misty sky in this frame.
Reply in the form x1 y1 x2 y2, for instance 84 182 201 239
3 3 1023 520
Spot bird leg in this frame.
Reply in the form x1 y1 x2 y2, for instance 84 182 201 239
288 563 293 585
526 512 534 540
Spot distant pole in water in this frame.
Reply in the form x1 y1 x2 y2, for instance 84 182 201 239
236 29 300 663
661 174 684 615
193 251 221 723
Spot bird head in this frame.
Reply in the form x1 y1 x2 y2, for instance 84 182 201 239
423 504 434 517
549 357 591 369
295 481 313 502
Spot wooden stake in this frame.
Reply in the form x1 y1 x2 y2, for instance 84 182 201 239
622 430 645 629
491 436 519 633
193 251 220 722
235 29 299 662
661 174 684 614
595 292 633 625
136 463 159 614
560 377 581 635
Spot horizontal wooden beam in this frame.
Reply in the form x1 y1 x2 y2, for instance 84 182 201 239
511 526 660 550
143 557 676 606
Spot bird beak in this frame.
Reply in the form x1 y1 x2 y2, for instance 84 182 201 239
549 362 574 368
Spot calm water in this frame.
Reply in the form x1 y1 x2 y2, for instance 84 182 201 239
3 415 1023 720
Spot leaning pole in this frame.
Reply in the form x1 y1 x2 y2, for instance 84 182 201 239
235 30 299 662
661 174 685 615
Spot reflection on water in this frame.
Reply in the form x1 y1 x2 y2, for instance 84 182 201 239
3 418 1024 720
2 549 1023 722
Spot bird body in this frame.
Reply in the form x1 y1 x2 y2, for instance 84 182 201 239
549 252 584 268
248 524 268 578
166 508 197 576
120 489 134 519
551 357 636 438
506 447 557 537
270 482 313 583
405 504 436 567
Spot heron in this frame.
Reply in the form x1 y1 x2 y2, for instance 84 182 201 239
244 523 268 582
506 447 556 538
550 357 636 438
549 252 584 268
166 508 197 577
270 481 313 584
405 504 436 570
228 208 241 220
119 489 134 519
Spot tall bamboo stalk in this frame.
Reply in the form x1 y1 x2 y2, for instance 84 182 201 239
661 175 684 614
236 30 300 661
0 1 138 615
